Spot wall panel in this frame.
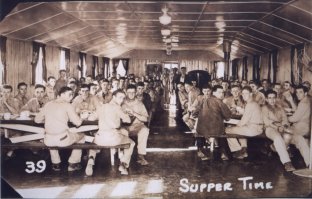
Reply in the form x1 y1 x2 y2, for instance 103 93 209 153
45 45 60 78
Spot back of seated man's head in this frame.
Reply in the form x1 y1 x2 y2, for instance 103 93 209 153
112 89 125 96
3 85 13 92
58 86 72 96
126 84 137 91
137 82 144 87
242 86 253 93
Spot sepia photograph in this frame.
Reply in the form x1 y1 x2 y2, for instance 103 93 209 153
0 0 312 198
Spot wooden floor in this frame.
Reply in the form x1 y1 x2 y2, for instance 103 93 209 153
1 107 312 198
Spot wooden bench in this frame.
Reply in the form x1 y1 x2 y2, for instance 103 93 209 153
1 140 130 166
205 133 310 152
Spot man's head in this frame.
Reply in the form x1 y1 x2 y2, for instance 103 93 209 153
34 84 46 100
265 90 277 106
241 79 248 88
112 89 126 105
136 82 145 95
202 85 212 97
302 81 311 91
241 86 253 102
180 67 187 75
212 85 224 99
89 83 98 95
261 79 270 90
86 75 93 85
2 85 13 99
249 81 259 93
222 81 229 91
184 81 193 93
273 83 282 95
295 85 308 101
67 81 77 92
126 84 137 100
17 82 28 96
230 85 241 98
79 84 90 100
283 81 291 91
100 79 109 92
59 70 66 79
48 76 56 87
58 86 74 103
177 82 185 92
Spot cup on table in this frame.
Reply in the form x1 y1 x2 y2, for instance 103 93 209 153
20 111 30 118
4 112 11 120
80 111 89 120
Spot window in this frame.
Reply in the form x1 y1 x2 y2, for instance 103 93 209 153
164 62 178 70
116 60 126 77
216 61 225 78
59 49 66 70
0 49 3 84
35 47 45 84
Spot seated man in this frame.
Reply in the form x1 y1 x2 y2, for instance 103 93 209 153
14 82 29 111
284 85 310 167
0 84 19 114
21 84 49 116
85 89 135 176
136 82 152 113
122 85 150 165
262 90 295 171
249 81 265 105
223 85 244 117
35 87 85 171
225 86 264 159
72 84 101 119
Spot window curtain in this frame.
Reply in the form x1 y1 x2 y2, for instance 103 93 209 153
78 52 86 78
64 48 70 74
92 55 99 78
268 50 278 84
102 57 109 78
253 55 261 82
31 42 46 85
0 36 6 84
232 58 239 80
291 44 304 84
112 59 120 74
212 61 218 79
242 56 248 80
122 59 129 75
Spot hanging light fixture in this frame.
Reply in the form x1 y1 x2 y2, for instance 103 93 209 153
159 6 172 25
161 29 171 36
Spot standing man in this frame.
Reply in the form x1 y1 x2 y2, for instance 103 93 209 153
196 85 232 160
96 79 113 104
262 90 295 171
122 85 150 165
55 70 67 94
225 86 264 159
85 89 135 176
35 87 85 171
45 76 57 101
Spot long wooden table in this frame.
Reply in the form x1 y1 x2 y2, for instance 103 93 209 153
0 119 99 143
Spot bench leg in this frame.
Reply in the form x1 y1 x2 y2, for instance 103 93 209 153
110 148 116 166
4 129 9 138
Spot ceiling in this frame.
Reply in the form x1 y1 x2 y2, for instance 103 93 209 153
0 0 311 59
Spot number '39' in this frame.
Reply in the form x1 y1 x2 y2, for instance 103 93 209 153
25 160 46 173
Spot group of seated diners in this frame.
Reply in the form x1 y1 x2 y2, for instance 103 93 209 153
0 70 166 176
1 68 311 175
178 76 311 172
